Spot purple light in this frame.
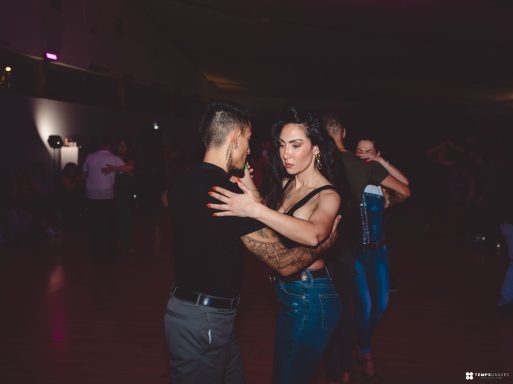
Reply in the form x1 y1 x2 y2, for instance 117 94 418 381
45 52 58 61
52 332 65 342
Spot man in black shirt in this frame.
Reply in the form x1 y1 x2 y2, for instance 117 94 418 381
165 102 338 384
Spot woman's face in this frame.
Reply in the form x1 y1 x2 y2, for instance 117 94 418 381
117 141 128 156
278 123 318 175
355 140 377 159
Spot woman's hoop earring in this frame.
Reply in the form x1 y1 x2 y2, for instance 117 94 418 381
315 153 322 170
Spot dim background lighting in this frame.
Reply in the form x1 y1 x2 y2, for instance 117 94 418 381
1 65 12 88
32 99 70 154
45 52 58 61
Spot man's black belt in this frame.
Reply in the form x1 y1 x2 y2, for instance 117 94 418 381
172 286 240 310
270 267 329 284
361 239 386 251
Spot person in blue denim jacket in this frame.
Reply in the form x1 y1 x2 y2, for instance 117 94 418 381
323 115 411 384
353 139 410 382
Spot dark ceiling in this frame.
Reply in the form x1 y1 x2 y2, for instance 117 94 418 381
140 0 513 112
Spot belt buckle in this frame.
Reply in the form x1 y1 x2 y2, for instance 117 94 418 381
300 271 308 281
268 274 276 284
200 295 211 307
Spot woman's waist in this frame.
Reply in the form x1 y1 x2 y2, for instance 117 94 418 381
270 263 329 284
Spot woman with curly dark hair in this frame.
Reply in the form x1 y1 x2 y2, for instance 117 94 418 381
208 106 342 384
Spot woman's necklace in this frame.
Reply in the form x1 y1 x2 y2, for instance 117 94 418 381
285 179 296 199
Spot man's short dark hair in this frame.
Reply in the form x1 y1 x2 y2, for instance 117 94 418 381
321 113 345 136
92 133 112 149
199 102 251 148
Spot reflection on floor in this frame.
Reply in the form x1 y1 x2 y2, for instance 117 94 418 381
0 207 512 384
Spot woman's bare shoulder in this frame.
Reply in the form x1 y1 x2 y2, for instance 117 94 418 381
319 187 340 201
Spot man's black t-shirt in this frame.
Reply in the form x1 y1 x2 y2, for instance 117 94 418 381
168 162 264 298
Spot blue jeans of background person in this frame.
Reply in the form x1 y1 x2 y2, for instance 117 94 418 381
272 273 341 384
499 223 513 306
353 245 389 354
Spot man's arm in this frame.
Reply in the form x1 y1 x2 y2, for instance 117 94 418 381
102 163 133 174
241 216 340 276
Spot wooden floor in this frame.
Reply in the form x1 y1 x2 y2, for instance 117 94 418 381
1 208 512 384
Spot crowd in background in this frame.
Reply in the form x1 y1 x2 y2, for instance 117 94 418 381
0 128 508 250
0 139 139 250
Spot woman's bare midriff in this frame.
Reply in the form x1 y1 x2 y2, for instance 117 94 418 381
307 259 325 271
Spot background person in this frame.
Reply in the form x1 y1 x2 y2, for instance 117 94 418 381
353 137 410 382
113 138 136 254
322 115 411 384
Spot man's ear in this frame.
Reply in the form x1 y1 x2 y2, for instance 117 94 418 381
230 127 242 149
229 127 242 144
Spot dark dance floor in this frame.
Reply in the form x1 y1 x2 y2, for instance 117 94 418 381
1 207 512 384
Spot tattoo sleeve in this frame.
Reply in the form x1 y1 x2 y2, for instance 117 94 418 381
241 227 338 276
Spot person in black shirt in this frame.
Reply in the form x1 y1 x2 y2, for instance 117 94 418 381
164 102 339 384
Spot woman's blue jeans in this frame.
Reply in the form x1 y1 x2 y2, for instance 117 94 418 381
272 273 341 384
353 245 389 354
